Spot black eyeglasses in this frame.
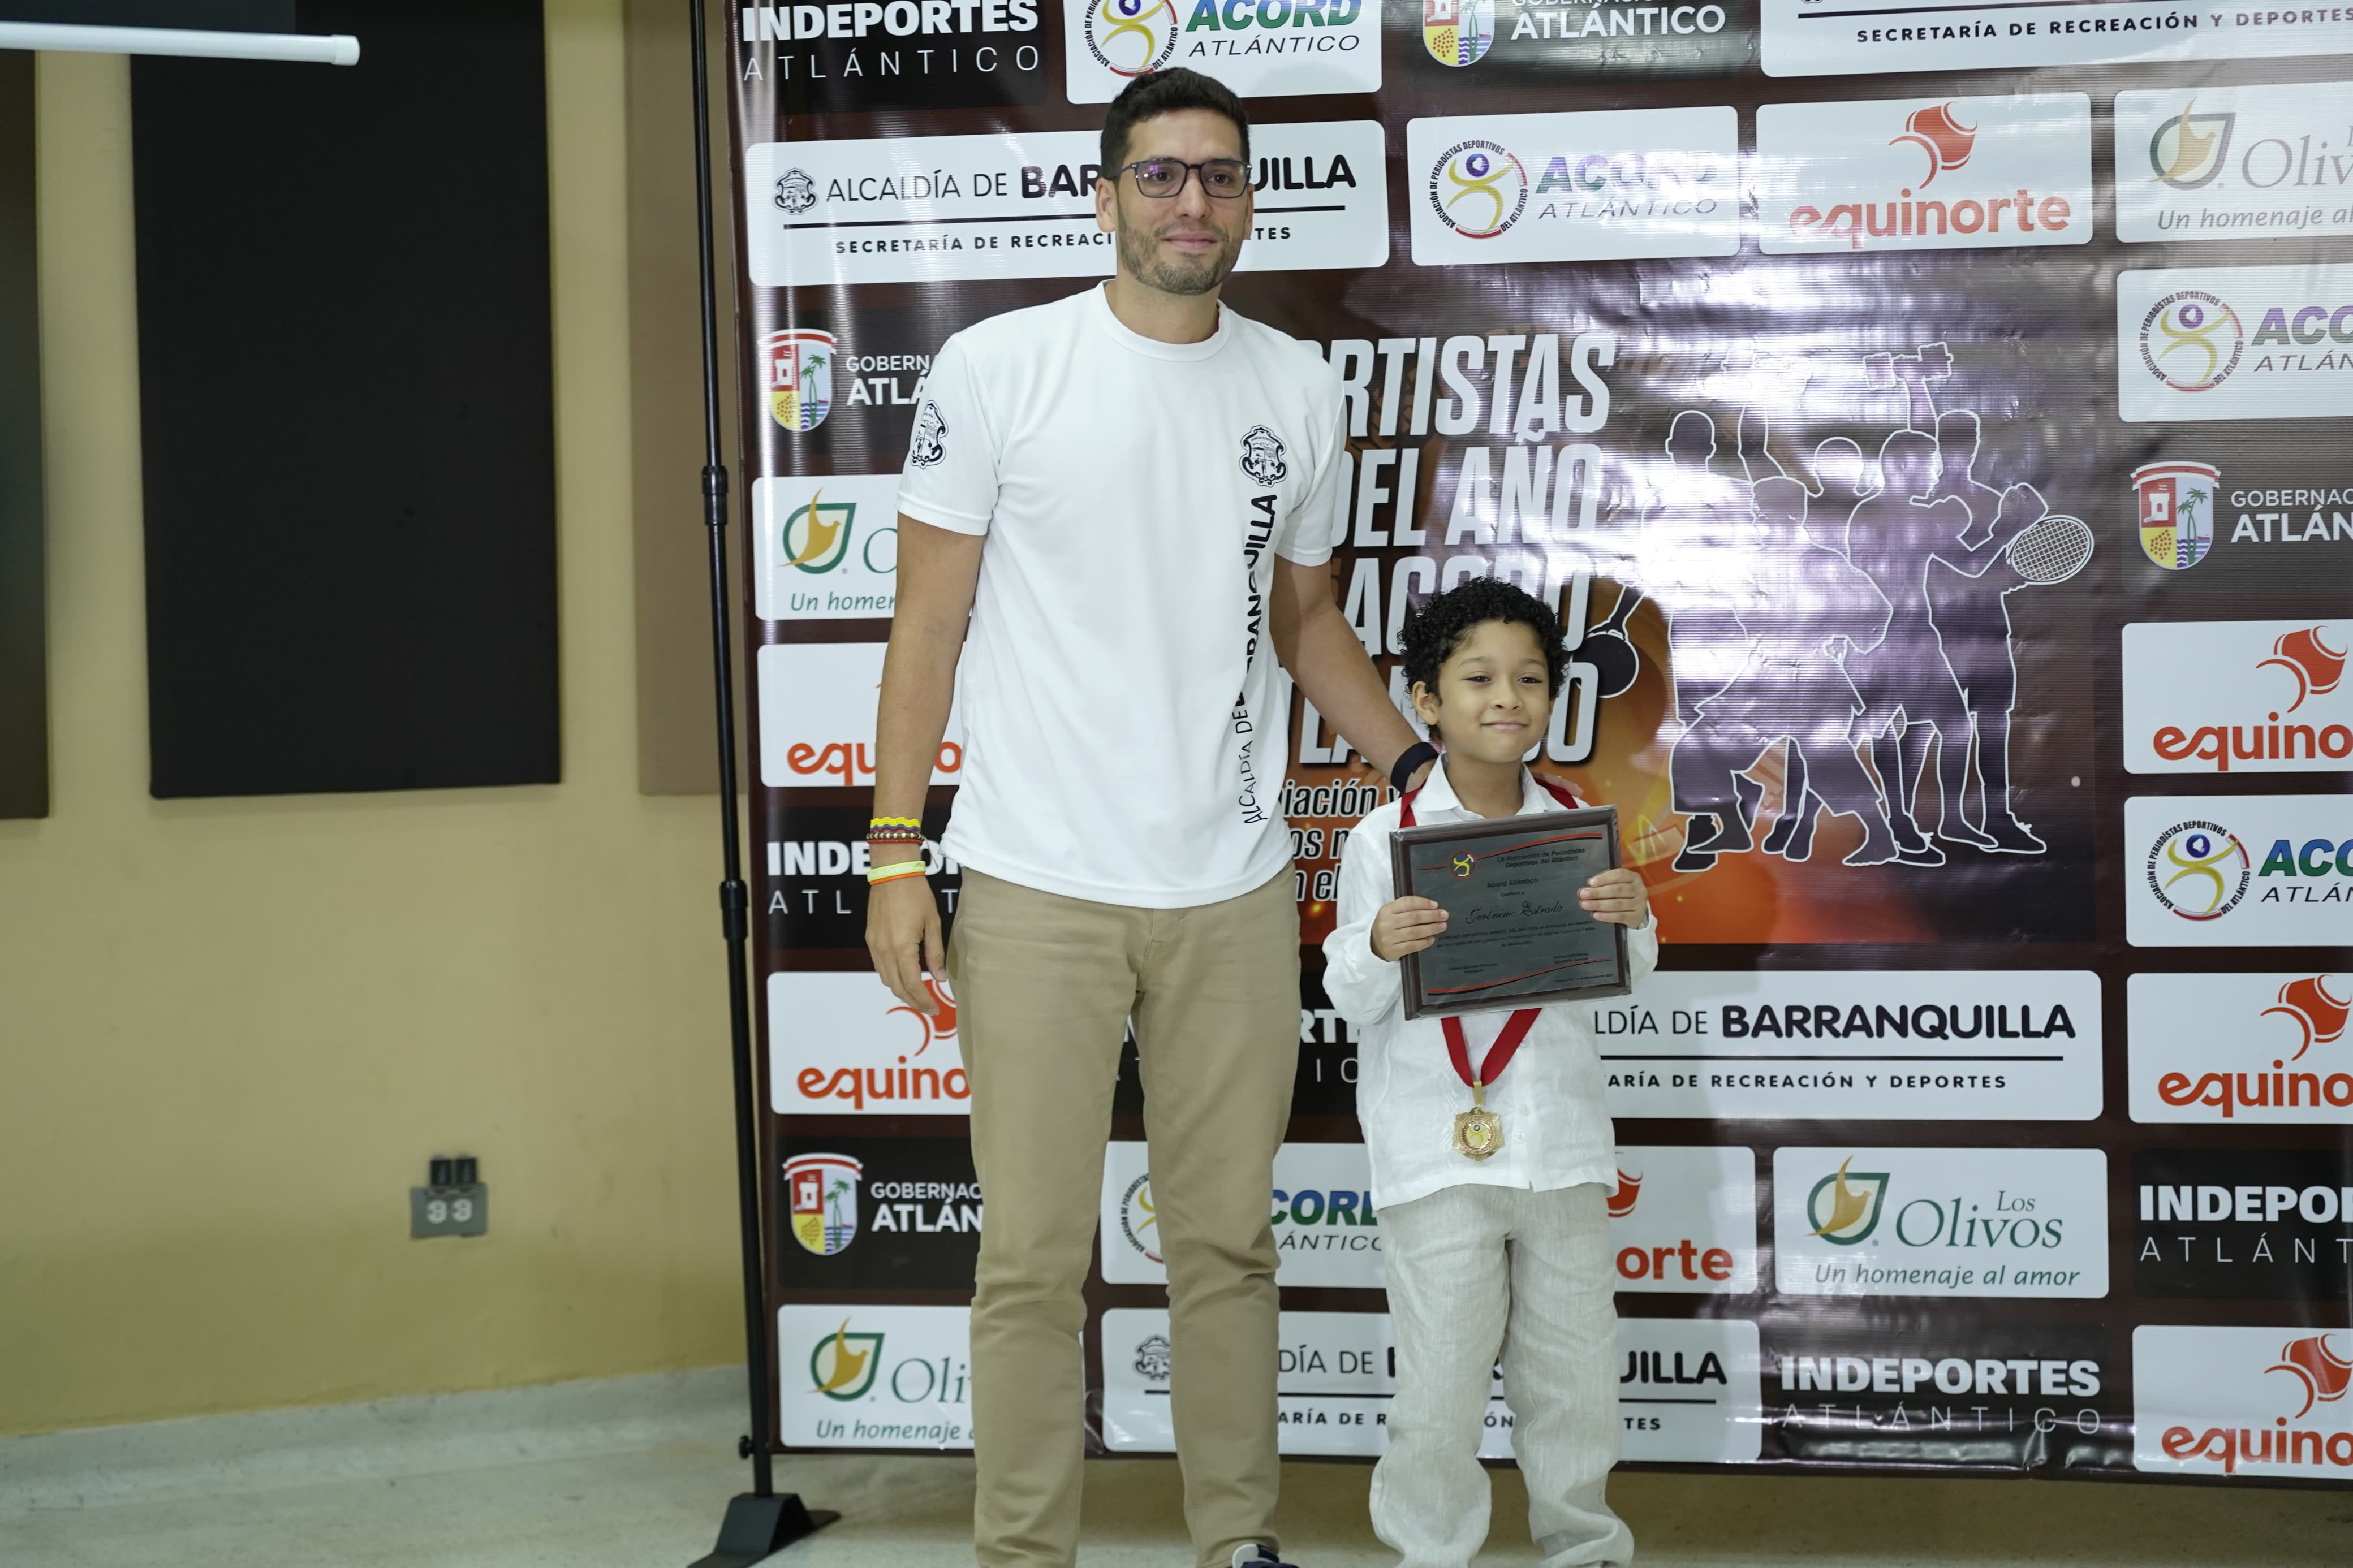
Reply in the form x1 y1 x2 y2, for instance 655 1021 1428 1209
1117 157 1249 200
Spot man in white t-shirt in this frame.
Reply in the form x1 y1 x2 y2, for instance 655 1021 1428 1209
864 68 1430 1568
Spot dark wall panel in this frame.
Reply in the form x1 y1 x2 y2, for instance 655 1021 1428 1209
132 0 558 798
0 50 47 820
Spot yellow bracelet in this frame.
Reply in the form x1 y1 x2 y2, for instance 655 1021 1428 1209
867 859 929 884
869 815 922 830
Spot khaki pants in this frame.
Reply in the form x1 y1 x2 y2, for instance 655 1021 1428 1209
950 866 1301 1568
1371 1183 1632 1568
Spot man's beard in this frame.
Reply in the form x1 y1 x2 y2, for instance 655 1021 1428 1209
1115 205 1243 297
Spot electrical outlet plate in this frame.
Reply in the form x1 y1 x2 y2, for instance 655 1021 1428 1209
410 1183 489 1238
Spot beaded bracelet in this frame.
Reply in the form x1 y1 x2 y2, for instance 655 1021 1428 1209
867 859 929 885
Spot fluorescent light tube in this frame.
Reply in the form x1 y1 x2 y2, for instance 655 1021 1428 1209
0 22 357 64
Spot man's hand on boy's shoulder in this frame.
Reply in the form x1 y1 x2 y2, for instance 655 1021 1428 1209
1371 895 1449 962
1579 867 1652 928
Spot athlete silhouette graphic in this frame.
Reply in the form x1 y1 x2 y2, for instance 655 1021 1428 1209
1919 409 2049 853
1653 347 2059 876
1648 410 1763 860
1841 427 2042 858
1670 472 1899 868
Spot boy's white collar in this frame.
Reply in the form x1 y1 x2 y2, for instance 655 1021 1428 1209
1414 756 1553 819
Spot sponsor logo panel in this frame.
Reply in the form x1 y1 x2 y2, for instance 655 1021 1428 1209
736 0 1050 112
1756 94 2092 256
2125 453 2353 577
2126 795 2353 947
1761 0 2353 79
2134 1325 2353 1478
1764 1321 2116 1467
1101 1141 1384 1287
779 1304 972 1448
2123 619 2352 773
753 474 901 621
756 641 964 789
1599 972 2101 1120
778 1134 982 1289
2117 81 2353 244
746 309 946 461
761 327 836 434
1062 0 1381 103
745 123 1386 288
764 805 962 950
2128 971 2353 1124
1608 1145 1759 1293
1772 1147 2109 1298
1405 107 1740 266
1403 0 1754 82
2131 458 2221 571
2118 265 2353 423
767 970 970 1116
1100 1308 1760 1461
2134 1148 2353 1299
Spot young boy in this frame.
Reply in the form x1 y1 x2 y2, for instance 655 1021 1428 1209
1322 577 1656 1568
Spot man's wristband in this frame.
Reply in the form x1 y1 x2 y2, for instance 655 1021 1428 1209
868 859 929 884
1390 740 1440 792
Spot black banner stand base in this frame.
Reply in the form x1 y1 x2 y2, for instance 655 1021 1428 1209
688 1493 841 1568
680 0 833 1561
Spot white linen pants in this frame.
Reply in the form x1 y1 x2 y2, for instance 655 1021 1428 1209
1371 1182 1632 1568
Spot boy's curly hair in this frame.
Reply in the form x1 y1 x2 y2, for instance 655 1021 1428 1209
1399 577 1570 704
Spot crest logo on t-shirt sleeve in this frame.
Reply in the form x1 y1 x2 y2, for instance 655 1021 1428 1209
1238 425 1288 487
908 399 949 469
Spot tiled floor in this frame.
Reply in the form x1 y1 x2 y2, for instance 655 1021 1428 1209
3 1372 2346 1567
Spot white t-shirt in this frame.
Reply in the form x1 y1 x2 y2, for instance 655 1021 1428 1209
897 284 1344 908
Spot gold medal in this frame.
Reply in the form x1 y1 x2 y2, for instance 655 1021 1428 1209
1451 1106 1503 1161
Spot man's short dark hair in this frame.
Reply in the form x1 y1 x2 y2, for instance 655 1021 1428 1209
1400 577 1570 700
1100 68 1251 181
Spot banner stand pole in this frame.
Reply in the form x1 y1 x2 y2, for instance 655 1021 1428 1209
683 1 836 1563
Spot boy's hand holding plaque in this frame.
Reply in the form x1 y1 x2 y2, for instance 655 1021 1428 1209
1389 804 1632 1021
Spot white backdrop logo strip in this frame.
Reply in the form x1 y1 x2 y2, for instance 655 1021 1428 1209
1061 0 1381 103
2117 264 2353 422
768 970 970 1116
2126 795 2353 947
1772 1147 2109 1299
1596 971 2102 1120
1761 0 2353 77
1100 1307 1762 1462
1406 107 1739 266
753 474 902 621
2117 81 2353 245
746 122 1387 286
2123 619 2353 774
2127 971 2353 1124
1755 94 2092 256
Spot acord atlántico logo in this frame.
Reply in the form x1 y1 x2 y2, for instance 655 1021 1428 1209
2144 820 2252 921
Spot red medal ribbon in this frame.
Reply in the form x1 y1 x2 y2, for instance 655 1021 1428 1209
1398 767 1581 1095
1441 1008 1541 1092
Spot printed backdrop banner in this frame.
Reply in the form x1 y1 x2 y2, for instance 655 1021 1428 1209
732 9 2353 1483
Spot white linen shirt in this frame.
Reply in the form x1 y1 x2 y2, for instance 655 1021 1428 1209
1321 760 1658 1211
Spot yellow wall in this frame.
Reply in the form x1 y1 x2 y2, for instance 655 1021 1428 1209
0 2 749 1436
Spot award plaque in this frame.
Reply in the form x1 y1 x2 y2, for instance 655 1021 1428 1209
1390 806 1631 1021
